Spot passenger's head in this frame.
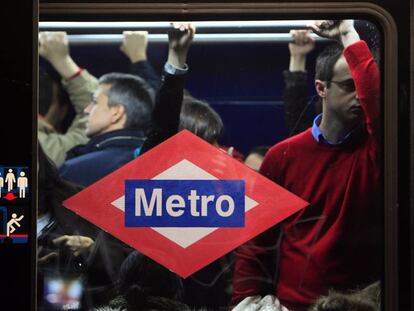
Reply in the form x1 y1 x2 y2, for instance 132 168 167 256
314 43 363 127
179 99 223 145
39 67 55 116
244 146 270 172
314 43 344 84
84 73 153 138
116 251 187 310
39 66 75 132
309 281 380 311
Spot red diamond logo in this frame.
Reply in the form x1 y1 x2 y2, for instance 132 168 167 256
64 130 308 278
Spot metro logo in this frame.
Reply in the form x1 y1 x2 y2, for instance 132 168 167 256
64 130 308 278
125 180 245 227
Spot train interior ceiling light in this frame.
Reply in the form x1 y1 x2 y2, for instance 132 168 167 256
39 20 330 44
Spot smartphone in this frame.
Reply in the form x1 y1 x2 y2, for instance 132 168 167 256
43 276 83 311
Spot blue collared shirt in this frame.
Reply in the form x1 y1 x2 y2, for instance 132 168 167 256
311 114 353 145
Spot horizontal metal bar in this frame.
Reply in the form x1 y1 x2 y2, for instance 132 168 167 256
66 33 329 44
40 20 314 29
39 20 316 34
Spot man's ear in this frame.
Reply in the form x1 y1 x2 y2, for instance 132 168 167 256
110 104 126 124
315 80 327 98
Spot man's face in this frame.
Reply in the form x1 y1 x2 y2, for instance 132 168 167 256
324 55 363 126
84 84 114 138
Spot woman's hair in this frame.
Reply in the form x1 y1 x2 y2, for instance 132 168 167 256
179 99 224 144
39 65 76 133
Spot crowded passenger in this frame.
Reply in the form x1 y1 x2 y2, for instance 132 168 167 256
37 18 383 311
38 31 98 167
283 22 380 138
39 23 199 311
232 19 381 310
95 251 191 311
38 29 163 170
58 71 153 186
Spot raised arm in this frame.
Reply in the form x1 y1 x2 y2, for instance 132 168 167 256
38 32 98 166
284 29 315 136
39 31 79 79
39 31 98 114
308 20 360 48
121 30 160 91
140 23 195 154
309 20 380 137
288 29 315 72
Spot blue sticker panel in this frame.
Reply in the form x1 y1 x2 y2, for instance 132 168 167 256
125 180 245 227
0 166 29 199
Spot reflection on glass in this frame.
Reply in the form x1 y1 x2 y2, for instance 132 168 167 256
37 19 382 311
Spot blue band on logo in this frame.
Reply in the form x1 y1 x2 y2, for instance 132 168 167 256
125 180 245 227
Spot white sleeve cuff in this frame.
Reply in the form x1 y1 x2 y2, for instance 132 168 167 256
164 62 188 75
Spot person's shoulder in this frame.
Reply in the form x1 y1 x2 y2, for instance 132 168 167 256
60 149 126 184
268 129 313 154
60 149 109 172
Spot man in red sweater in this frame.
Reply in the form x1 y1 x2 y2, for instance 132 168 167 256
231 20 381 311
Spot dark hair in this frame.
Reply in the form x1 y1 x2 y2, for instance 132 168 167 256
179 99 224 144
247 145 270 158
118 251 184 300
314 43 344 88
39 66 54 116
309 281 380 311
99 73 154 131
115 251 187 310
39 65 76 132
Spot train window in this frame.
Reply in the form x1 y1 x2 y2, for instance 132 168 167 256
38 3 397 311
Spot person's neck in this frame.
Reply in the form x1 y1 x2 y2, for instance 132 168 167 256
319 114 354 144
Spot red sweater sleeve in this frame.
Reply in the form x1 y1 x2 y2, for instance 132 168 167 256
343 40 380 137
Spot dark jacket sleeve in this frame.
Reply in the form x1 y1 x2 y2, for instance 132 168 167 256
140 71 185 154
130 60 161 91
283 70 314 136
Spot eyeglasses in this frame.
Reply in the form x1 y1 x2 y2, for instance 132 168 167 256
328 79 356 93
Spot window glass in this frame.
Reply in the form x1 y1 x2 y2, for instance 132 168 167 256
37 19 382 311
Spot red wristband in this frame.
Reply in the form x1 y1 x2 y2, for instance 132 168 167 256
67 68 84 81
